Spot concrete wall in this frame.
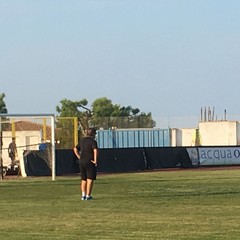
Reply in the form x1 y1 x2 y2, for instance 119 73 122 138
171 128 196 147
172 121 240 147
199 121 237 146
237 121 240 145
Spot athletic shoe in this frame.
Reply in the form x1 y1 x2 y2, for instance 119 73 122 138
81 196 86 200
86 196 93 200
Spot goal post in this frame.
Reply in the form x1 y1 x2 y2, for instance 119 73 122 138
0 114 56 181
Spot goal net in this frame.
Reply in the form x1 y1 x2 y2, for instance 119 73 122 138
0 114 56 180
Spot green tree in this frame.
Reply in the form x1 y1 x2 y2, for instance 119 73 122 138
90 97 156 129
91 97 119 117
90 97 120 129
56 98 91 148
56 98 91 130
0 93 8 132
56 97 156 137
0 93 7 114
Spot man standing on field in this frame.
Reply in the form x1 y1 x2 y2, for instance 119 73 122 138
8 137 18 170
73 128 98 200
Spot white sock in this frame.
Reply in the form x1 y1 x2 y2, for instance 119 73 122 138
82 192 86 197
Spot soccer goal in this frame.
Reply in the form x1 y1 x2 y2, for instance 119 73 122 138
0 114 56 180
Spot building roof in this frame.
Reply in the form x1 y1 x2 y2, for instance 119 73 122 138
3 121 52 138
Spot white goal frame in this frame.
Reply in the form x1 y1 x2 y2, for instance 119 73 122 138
0 114 56 181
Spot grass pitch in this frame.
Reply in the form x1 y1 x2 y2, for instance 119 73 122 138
0 169 240 240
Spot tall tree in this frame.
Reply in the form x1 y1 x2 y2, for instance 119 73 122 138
0 93 7 114
56 97 156 134
0 93 8 133
90 97 120 129
90 97 156 129
56 98 91 130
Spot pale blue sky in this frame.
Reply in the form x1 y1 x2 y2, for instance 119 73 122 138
1 0 240 125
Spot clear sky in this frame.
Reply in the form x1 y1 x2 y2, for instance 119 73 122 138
1 0 240 125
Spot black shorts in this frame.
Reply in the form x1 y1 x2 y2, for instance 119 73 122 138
79 160 97 180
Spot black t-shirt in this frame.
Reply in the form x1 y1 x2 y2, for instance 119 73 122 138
76 137 98 162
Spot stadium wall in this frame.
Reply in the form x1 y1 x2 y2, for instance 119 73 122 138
23 147 192 176
22 146 240 176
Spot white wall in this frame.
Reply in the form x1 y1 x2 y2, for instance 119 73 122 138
199 121 237 146
171 121 239 147
237 121 240 145
171 128 196 146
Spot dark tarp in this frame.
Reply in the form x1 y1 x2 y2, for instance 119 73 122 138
145 147 192 169
23 147 192 176
97 148 146 173
24 151 51 176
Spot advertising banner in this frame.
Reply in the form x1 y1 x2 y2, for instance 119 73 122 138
187 147 240 166
186 148 199 166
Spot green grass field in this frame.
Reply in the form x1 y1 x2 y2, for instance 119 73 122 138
1 169 240 240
